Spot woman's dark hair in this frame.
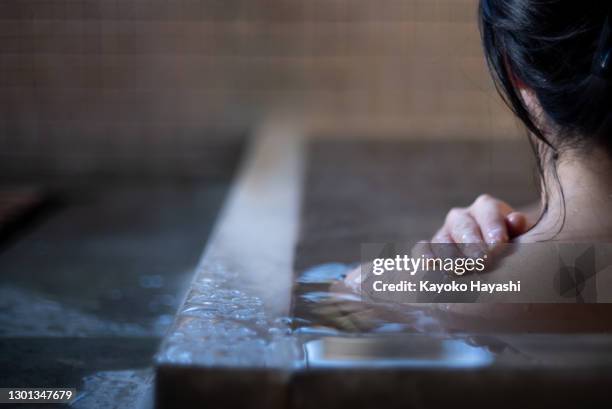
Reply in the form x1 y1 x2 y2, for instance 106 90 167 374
478 0 612 234
479 0 612 150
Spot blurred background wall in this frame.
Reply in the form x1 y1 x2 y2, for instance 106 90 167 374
0 0 518 181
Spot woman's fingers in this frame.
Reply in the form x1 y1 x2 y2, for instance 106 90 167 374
445 208 484 243
506 211 529 237
469 194 513 247
421 195 530 270
431 227 466 259
443 208 488 258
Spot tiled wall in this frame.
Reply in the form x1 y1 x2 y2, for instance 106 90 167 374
0 0 516 179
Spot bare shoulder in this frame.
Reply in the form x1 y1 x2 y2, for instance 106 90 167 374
438 242 612 332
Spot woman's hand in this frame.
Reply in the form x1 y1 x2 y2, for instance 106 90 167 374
430 194 530 256
343 195 532 292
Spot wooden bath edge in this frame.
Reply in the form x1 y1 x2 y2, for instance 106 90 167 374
155 125 305 408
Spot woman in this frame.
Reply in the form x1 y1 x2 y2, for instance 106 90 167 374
433 0 612 248
343 0 612 331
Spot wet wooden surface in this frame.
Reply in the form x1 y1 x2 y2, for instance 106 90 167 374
155 129 304 409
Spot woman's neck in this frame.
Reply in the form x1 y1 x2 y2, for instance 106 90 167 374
522 148 612 242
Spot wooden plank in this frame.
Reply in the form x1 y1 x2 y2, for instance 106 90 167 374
155 126 305 408
291 361 612 409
